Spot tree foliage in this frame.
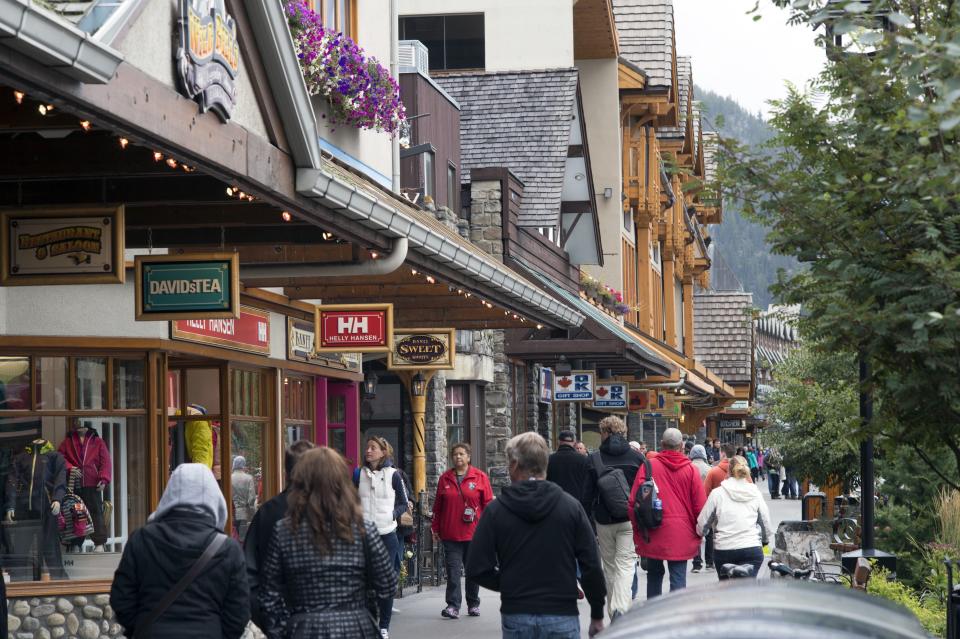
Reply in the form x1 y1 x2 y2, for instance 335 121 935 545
718 0 960 479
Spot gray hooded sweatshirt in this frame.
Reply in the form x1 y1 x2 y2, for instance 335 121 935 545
150 463 228 529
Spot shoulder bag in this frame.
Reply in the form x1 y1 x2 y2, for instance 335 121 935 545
135 533 228 638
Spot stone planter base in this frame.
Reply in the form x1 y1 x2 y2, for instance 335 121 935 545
8 593 120 639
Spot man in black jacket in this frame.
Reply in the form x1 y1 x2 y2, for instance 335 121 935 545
546 429 595 515
467 432 606 638
591 415 645 619
243 439 315 629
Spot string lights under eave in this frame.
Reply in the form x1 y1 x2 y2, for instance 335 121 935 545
407 266 541 329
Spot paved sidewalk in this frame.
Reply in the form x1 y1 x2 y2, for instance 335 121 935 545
389 489 800 638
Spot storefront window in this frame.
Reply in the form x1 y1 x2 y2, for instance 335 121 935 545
230 368 269 543
329 429 346 456
0 355 148 583
0 357 31 410
283 376 313 447
446 384 466 446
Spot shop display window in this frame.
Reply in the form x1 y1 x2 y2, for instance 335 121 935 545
229 368 270 544
283 375 313 448
0 354 148 583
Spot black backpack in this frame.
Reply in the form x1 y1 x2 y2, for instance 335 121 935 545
590 452 630 521
633 456 662 541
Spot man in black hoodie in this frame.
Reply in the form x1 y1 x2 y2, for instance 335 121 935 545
547 429 595 515
467 432 606 638
591 415 645 619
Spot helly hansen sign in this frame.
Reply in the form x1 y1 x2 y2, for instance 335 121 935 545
554 371 595 402
314 303 394 353
593 383 628 410
134 252 239 321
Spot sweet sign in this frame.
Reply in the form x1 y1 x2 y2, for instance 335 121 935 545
314 303 393 353
554 370 595 402
388 328 456 370
1 206 125 286
593 382 627 410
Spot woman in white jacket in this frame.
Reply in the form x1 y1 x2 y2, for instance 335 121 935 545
696 456 772 579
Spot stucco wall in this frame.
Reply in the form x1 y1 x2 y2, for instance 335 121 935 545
0 286 7 335
115 0 269 140
578 57 624 290
398 0 575 72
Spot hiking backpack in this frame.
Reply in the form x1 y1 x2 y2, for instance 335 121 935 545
590 452 630 521
633 456 662 541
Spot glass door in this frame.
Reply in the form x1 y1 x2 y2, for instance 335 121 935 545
326 381 359 466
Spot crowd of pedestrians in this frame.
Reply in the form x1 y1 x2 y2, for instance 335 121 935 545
106 423 787 639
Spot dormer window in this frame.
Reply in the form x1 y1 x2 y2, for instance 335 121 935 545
399 14 484 71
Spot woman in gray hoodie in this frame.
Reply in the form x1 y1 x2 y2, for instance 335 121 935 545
695 456 772 579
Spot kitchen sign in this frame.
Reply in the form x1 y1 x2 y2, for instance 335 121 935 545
176 0 240 122
1 206 125 286
171 305 270 355
314 303 393 353
593 382 627 410
554 370 595 402
135 252 239 321
388 328 456 370
287 318 361 373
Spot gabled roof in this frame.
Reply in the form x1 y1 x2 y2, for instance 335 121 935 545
693 291 754 385
435 69 579 228
612 0 674 90
46 0 95 24
658 54 691 141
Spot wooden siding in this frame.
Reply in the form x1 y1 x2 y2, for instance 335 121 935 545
622 237 638 327
399 73 461 210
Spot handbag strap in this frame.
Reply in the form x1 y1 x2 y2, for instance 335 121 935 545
138 533 228 637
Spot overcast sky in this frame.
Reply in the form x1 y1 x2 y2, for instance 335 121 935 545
672 0 826 119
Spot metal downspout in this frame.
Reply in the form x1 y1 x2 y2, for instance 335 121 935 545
240 236 409 279
390 0 401 193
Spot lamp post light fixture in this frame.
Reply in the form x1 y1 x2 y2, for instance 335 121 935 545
363 370 379 399
411 372 427 397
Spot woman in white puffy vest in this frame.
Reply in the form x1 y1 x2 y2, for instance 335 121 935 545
353 436 407 639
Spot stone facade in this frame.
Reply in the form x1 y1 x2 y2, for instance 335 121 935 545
469 181 504 260
7 593 121 639
423 372 448 502
483 330 512 490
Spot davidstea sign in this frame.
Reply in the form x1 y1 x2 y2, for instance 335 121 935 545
135 253 239 321
388 328 456 370
554 370 595 402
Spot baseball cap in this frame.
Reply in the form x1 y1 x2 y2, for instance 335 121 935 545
662 427 683 448
558 430 576 443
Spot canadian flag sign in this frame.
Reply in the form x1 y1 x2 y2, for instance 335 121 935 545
593 382 627 410
314 303 394 353
554 370 595 402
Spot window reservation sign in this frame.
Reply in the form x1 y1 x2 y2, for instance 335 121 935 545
314 304 394 354
388 328 456 370
134 253 239 321
593 382 628 410
0 206 125 286
171 305 270 355
554 371 595 402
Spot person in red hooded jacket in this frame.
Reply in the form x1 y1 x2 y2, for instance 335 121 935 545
432 442 493 620
58 418 112 550
628 427 705 599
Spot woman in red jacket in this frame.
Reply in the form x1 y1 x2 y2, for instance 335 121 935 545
431 442 492 620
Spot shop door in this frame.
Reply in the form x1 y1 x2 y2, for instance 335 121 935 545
166 366 223 478
325 381 358 465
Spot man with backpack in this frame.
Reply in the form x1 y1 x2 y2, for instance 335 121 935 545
589 415 645 619
628 428 706 599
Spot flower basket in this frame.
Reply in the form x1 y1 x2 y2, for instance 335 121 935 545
286 1 406 134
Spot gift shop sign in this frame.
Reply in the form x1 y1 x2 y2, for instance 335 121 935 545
171 306 270 355
1 206 125 286
388 328 456 370
593 383 627 410
554 371 595 402
176 0 240 122
314 304 393 353
135 253 239 321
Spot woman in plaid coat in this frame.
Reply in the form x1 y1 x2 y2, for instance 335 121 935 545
259 447 397 639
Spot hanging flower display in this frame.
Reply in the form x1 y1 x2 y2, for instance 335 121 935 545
580 273 629 317
286 1 407 135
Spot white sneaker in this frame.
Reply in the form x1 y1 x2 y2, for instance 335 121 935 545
380 630 389 639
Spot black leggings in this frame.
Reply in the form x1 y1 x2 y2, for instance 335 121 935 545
714 546 764 580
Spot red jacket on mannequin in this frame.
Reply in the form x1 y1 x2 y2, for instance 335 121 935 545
58 426 112 488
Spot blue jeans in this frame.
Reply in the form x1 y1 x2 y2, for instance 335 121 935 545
645 559 687 599
713 546 764 580
502 614 580 639
378 532 401 629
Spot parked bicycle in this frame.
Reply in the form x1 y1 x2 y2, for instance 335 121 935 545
768 541 842 583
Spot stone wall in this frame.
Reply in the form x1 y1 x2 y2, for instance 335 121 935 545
7 593 121 639
423 372 447 502
469 181 503 260
484 331 512 491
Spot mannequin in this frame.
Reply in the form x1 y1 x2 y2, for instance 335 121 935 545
58 420 112 552
4 439 67 578
184 404 214 468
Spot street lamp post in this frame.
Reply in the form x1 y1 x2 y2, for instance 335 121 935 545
401 369 436 495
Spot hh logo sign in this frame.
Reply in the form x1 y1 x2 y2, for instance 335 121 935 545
593 383 627 409
315 304 393 353
554 370 595 402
